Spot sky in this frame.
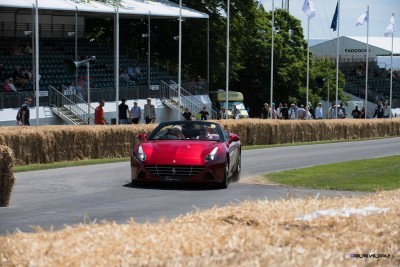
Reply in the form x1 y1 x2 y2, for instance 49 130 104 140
260 0 399 40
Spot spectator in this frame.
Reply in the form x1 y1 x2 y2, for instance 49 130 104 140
67 81 77 95
373 101 384 118
232 104 240 119
328 103 336 119
351 105 361 119
182 107 192 121
315 103 323 119
360 107 366 119
276 103 283 119
18 97 32 126
296 104 306 120
288 103 297 120
280 103 289 120
198 106 209 120
130 101 142 124
219 106 228 119
144 98 156 124
118 98 131 124
119 69 132 83
12 65 28 90
383 101 391 118
270 103 277 119
3 78 17 92
337 103 347 119
94 100 107 125
261 103 269 119
308 102 315 119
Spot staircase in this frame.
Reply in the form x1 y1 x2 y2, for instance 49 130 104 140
160 81 217 119
48 85 94 125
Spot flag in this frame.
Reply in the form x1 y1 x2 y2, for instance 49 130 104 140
355 10 369 26
254 0 263 9
302 0 316 19
384 15 396 37
330 2 338 31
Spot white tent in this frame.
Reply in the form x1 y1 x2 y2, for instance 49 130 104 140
310 36 400 58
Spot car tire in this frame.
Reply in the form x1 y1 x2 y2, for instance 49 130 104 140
219 159 229 189
231 152 241 181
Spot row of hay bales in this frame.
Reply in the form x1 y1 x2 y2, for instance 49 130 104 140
1 189 399 266
0 145 15 206
0 118 400 166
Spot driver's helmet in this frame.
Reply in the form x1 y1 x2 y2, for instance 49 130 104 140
170 125 183 137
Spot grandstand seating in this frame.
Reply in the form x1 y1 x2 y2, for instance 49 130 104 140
0 37 176 93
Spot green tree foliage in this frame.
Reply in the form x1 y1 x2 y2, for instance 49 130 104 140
84 0 343 117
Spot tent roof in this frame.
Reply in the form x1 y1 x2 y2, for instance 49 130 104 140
0 0 209 18
310 36 400 57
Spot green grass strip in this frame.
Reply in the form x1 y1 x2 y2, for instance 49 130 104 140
264 155 400 192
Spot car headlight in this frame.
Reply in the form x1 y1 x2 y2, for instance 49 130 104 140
136 145 147 161
205 147 218 162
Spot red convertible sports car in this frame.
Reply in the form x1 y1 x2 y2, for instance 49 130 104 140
131 120 241 188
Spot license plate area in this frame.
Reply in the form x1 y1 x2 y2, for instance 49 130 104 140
161 176 186 182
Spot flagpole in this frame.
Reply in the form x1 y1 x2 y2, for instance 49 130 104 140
389 13 394 119
364 5 369 119
226 0 230 119
335 0 340 119
178 0 182 120
270 0 275 118
306 15 310 119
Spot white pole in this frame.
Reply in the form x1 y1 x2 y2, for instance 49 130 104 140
35 0 39 126
306 15 310 119
270 0 275 118
207 18 210 83
87 62 90 125
364 5 369 119
389 13 394 119
148 12 151 97
335 0 340 119
75 7 78 87
225 0 230 119
178 0 182 120
115 3 119 125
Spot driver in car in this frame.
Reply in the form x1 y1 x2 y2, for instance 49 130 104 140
168 125 185 139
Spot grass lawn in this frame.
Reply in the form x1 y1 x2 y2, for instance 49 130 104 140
264 155 400 192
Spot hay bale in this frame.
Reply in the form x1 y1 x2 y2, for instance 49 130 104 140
0 190 399 266
0 145 15 207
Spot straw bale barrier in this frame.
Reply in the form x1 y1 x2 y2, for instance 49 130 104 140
0 145 15 207
0 119 399 165
1 190 399 266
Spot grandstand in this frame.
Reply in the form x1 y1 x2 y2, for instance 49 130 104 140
310 36 400 111
0 0 212 126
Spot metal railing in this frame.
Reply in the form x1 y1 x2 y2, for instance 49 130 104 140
48 85 94 124
160 81 217 119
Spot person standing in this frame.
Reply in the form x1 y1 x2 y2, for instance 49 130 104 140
351 105 361 119
17 97 32 126
144 98 156 124
118 98 131 124
130 101 141 124
182 107 192 121
198 106 209 120
314 103 323 119
261 103 269 119
280 103 289 120
94 100 107 125
219 106 228 119
288 103 297 120
232 104 240 119
383 101 391 118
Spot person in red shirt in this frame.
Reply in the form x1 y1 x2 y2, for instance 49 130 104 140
94 100 107 125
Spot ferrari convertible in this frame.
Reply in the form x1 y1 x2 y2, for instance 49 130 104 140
131 121 241 188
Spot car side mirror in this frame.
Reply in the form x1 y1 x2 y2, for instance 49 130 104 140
228 133 240 144
138 133 148 143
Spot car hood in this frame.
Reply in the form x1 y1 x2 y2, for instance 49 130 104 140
141 140 219 165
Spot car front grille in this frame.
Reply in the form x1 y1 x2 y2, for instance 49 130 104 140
146 165 204 177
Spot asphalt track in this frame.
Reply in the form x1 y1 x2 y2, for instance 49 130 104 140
0 137 399 235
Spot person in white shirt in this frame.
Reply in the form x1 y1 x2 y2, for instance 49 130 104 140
315 103 323 119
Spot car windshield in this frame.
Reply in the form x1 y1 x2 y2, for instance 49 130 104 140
150 122 222 141
220 101 246 110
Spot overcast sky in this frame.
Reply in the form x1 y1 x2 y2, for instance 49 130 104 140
261 0 399 40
